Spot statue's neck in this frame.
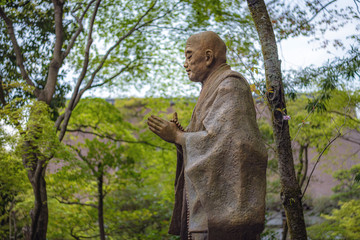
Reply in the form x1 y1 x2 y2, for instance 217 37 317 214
201 63 229 88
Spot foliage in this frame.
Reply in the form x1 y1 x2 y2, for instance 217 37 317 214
263 0 360 108
0 0 359 238
0 0 70 117
308 199 360 240
331 164 360 202
267 0 359 41
0 123 31 239
291 49 360 113
0 0 209 238
287 91 359 151
43 98 195 239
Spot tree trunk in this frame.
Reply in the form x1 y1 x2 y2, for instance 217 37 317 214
12 211 17 240
296 145 305 183
22 150 49 240
1 1 65 239
246 0 307 239
299 145 308 189
29 174 48 240
98 173 105 240
281 210 289 240
21 110 50 240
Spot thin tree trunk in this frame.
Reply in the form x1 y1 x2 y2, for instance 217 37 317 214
281 211 288 240
297 145 305 183
9 208 11 240
246 0 307 239
98 173 105 240
299 145 308 188
12 210 17 240
24 155 48 240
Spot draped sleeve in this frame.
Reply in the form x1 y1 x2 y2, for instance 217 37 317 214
181 75 268 239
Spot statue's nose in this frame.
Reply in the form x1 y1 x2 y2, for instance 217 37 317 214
183 60 188 68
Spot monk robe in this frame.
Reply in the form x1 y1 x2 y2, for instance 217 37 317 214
168 64 268 240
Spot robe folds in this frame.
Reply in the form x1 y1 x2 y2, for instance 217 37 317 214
169 64 268 240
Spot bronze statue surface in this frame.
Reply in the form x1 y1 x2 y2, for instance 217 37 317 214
148 31 268 240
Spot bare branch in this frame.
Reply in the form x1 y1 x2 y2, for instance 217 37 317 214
329 110 360 124
302 95 360 195
0 76 7 106
58 0 102 142
70 228 81 240
302 132 341 197
53 196 97 208
67 144 97 174
341 136 360 145
70 226 101 240
301 0 337 27
0 6 39 97
354 0 360 15
72 234 101 239
299 145 309 188
73 0 159 107
58 0 178 141
55 113 65 130
63 0 97 59
87 59 142 90
291 103 318 147
66 128 169 149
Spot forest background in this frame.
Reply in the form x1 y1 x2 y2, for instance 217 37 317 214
0 0 359 239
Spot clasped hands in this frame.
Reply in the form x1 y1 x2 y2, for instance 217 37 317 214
147 115 184 145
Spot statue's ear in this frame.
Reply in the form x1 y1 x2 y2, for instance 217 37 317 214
205 49 214 67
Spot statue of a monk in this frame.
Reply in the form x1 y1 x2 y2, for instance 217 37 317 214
147 31 267 240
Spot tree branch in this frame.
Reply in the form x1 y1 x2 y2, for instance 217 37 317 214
57 0 176 142
62 0 97 60
53 196 97 208
73 0 159 107
67 144 97 175
299 144 308 188
329 110 360 124
87 59 143 90
0 6 39 97
300 0 337 27
0 76 7 106
302 132 341 197
70 225 101 239
55 113 65 130
354 0 360 15
340 136 360 145
70 228 81 240
66 128 168 149
57 0 102 142
39 0 66 104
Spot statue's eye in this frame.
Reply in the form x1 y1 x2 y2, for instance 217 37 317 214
187 55 192 60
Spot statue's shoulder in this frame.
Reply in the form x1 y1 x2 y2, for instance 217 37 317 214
219 69 249 88
224 69 247 81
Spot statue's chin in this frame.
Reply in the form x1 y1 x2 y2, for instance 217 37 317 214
188 75 201 83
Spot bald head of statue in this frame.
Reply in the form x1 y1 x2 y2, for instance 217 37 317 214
184 31 227 83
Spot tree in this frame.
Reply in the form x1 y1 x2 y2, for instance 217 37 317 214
246 0 307 239
45 97 194 239
263 1 359 238
331 164 360 202
56 98 140 240
0 125 30 239
267 0 360 107
0 1 184 239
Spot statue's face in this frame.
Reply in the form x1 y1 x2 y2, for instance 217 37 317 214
184 37 210 83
